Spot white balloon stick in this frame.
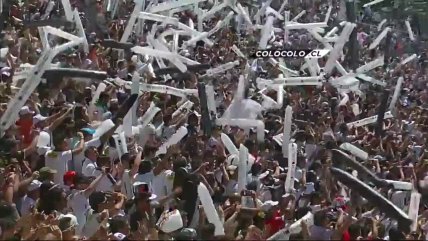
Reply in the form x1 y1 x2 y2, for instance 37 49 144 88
237 144 249 192
253 24 283 33
148 0 206 13
184 32 210 47
277 0 288 14
140 83 198 98
324 26 338 38
377 19 387 31
273 133 283 146
285 143 297 193
339 93 349 106
177 22 214 46
91 83 107 106
206 85 217 117
268 58 299 76
259 15 275 49
389 77 403 110
305 58 320 76
357 74 386 87
266 7 284 20
94 119 115 138
254 0 273 25
156 126 188 156
172 33 179 52
385 180 413 191
198 183 225 236
291 10 306 22
121 0 144 43
356 58 384 74
113 132 128 160
138 12 180 26
207 11 234 36
235 75 246 101
369 27 391 50
289 212 314 234
285 22 328 30
308 29 333 50
131 46 187 73
282 105 292 158
37 131 51 147
216 118 265 142
277 85 284 107
131 72 140 126
347 111 393 128
283 10 289 42
335 61 348 76
44 26 82 42
201 2 227 20
236 3 252 26
172 101 194 118
400 54 417 65
205 61 240 76
139 102 161 130
324 6 332 23
405 20 415 41
260 93 279 110
363 0 384 7
324 22 355 74
188 18 194 34
340 143 368 161
221 133 239 155
231 45 247 59
409 191 421 232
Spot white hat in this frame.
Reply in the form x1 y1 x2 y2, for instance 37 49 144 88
58 214 79 231
156 210 183 233
260 200 279 212
28 180 42 192
19 106 34 116
226 165 238 173
33 114 48 125
113 233 127 241
303 182 315 195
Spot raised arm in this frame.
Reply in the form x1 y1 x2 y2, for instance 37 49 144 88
72 132 85 155
47 108 73 132
83 168 107 198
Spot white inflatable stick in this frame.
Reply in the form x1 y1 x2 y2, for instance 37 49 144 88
198 183 225 236
340 143 368 161
172 101 194 118
216 118 265 142
254 0 273 25
385 180 413 191
156 126 188 156
400 54 417 65
237 144 248 192
289 212 314 234
363 0 384 7
259 15 274 49
369 27 391 50
285 143 297 193
94 119 115 138
231 45 247 59
113 132 128 160
356 57 384 74
282 106 292 158
408 191 421 232
205 61 240 76
149 0 206 13
291 10 306 22
389 77 403 110
377 19 387 31
206 85 217 118
121 0 145 42
347 111 393 128
139 102 161 130
324 22 355 74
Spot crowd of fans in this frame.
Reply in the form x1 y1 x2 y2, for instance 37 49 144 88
0 0 427 240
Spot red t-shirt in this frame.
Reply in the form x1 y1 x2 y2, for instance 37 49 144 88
16 119 33 146
265 210 285 237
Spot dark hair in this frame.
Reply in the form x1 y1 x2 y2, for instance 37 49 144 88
38 184 65 215
109 215 129 233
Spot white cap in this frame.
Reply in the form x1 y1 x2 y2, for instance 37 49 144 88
28 180 42 192
131 55 138 63
156 210 183 233
303 182 315 195
260 200 279 212
19 106 34 116
33 114 48 125
113 233 127 241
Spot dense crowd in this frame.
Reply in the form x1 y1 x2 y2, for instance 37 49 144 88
0 0 427 240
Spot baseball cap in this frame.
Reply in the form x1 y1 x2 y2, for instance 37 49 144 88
174 228 197 241
39 167 57 181
133 182 157 200
28 179 42 192
33 114 48 125
58 214 79 232
81 128 96 135
19 106 34 116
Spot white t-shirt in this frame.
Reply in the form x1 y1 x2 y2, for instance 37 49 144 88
81 159 114 192
73 138 102 174
151 170 173 202
20 195 35 216
45 150 73 185
82 210 102 238
134 171 155 185
68 190 90 236
121 170 134 200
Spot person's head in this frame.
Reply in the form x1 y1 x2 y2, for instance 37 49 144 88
63 171 77 187
174 228 198 241
187 113 199 127
85 146 99 162
58 214 78 239
27 179 42 199
0 202 19 239
89 191 115 213
33 114 48 129
348 223 361 239
81 127 96 141
109 215 130 236
133 182 156 213
38 183 67 214
138 161 153 175
153 111 163 123
98 92 109 105
38 167 57 182
313 210 330 228
74 174 92 190
18 106 34 121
